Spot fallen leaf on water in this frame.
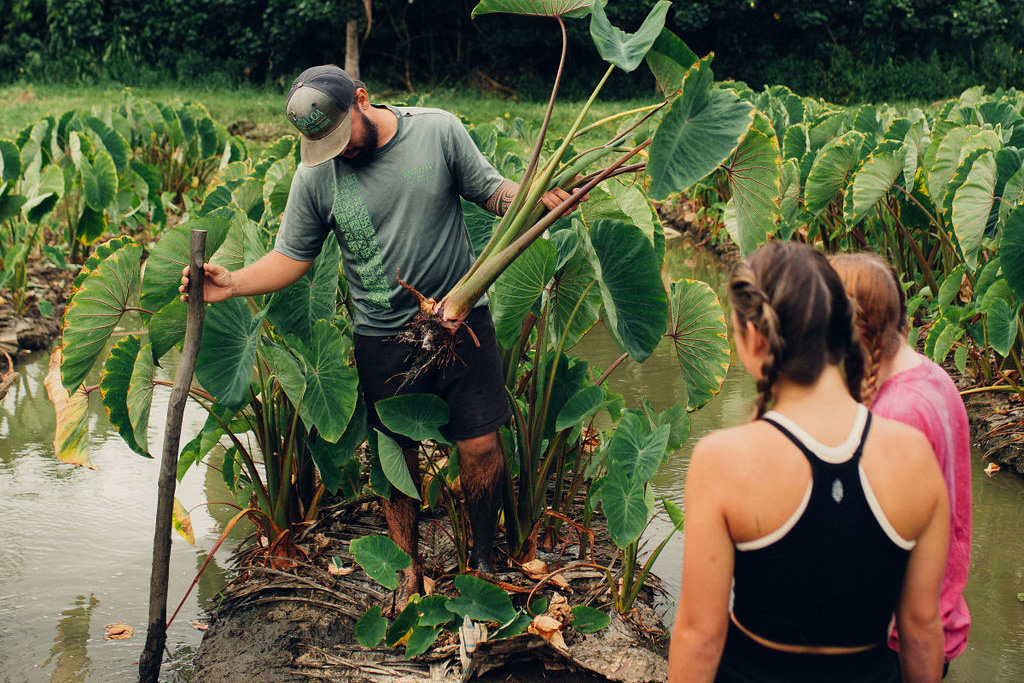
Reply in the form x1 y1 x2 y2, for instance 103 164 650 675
190 621 208 631
528 615 567 651
105 623 134 640
984 462 1001 477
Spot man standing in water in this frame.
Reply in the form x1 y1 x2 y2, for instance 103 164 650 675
180 65 576 607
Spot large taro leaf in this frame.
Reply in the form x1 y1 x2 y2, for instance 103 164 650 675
99 335 152 457
45 349 93 468
555 384 604 432
605 180 663 252
1000 204 1024 302
195 298 266 412
127 341 156 454
647 56 755 200
580 220 667 362
445 574 517 624
210 210 265 272
668 279 730 411
148 299 187 360
645 29 698 98
844 140 906 226
140 213 233 316
462 199 499 258
803 132 864 217
951 150 997 272
601 473 651 549
84 116 130 174
80 149 117 211
0 138 21 182
376 430 420 500
308 400 366 496
490 238 557 349
723 126 781 255
72 235 136 289
590 0 671 73
986 298 1019 358
547 234 601 350
472 0 592 18
350 534 412 591
606 412 671 487
60 240 142 392
75 205 107 246
376 393 451 444
268 237 341 340
284 320 359 443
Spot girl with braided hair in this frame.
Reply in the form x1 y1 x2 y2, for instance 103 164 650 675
831 252 971 677
669 242 949 683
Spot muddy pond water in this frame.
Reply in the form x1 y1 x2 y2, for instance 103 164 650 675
1 238 1023 682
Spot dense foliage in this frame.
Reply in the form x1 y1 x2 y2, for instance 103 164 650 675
2 0 1024 101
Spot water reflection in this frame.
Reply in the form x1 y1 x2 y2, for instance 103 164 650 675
44 594 99 683
0 348 246 682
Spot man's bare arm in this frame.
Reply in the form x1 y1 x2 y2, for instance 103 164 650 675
180 249 314 303
479 179 519 216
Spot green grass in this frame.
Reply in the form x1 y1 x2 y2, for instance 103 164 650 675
0 80 654 146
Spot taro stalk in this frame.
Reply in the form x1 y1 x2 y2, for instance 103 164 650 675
398 0 755 371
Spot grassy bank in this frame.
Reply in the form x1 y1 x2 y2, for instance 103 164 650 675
0 81 652 146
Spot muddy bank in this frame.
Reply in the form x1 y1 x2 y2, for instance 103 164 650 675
191 498 669 683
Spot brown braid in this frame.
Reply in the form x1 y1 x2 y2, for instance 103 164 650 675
829 253 905 408
731 242 863 416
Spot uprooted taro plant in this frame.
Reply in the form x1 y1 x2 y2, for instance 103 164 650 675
395 0 754 380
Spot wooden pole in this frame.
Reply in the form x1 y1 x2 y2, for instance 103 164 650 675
139 229 207 682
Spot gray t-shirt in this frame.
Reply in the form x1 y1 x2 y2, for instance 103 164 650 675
274 105 504 335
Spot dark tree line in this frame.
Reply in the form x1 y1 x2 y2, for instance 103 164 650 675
2 0 1023 101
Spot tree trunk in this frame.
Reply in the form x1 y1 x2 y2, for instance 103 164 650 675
345 19 360 79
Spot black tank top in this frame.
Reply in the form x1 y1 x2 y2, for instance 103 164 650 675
731 407 913 647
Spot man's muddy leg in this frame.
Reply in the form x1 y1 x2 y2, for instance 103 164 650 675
458 432 504 573
382 445 423 613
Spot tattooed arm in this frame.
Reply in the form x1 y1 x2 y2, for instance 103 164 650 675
479 179 578 217
479 179 519 216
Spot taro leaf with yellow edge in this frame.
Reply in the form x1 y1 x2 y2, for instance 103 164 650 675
45 349 93 468
667 279 730 411
59 239 142 392
172 497 195 545
723 121 781 255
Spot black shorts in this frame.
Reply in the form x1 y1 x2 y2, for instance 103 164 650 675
353 306 512 448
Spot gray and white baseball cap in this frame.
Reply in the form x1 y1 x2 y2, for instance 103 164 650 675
285 65 356 167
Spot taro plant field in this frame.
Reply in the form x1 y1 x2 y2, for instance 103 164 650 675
1 0 1023 665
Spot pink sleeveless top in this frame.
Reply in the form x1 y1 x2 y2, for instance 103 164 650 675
872 354 971 662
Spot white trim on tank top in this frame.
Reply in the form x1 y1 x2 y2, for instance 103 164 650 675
735 404 915 552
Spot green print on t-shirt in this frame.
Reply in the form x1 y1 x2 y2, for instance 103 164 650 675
330 174 392 310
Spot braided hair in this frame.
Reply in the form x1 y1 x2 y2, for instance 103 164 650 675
829 253 907 407
730 242 865 417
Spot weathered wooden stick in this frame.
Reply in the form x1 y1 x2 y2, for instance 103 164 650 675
139 229 207 682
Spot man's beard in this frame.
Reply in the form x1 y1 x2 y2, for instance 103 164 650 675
343 110 379 167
